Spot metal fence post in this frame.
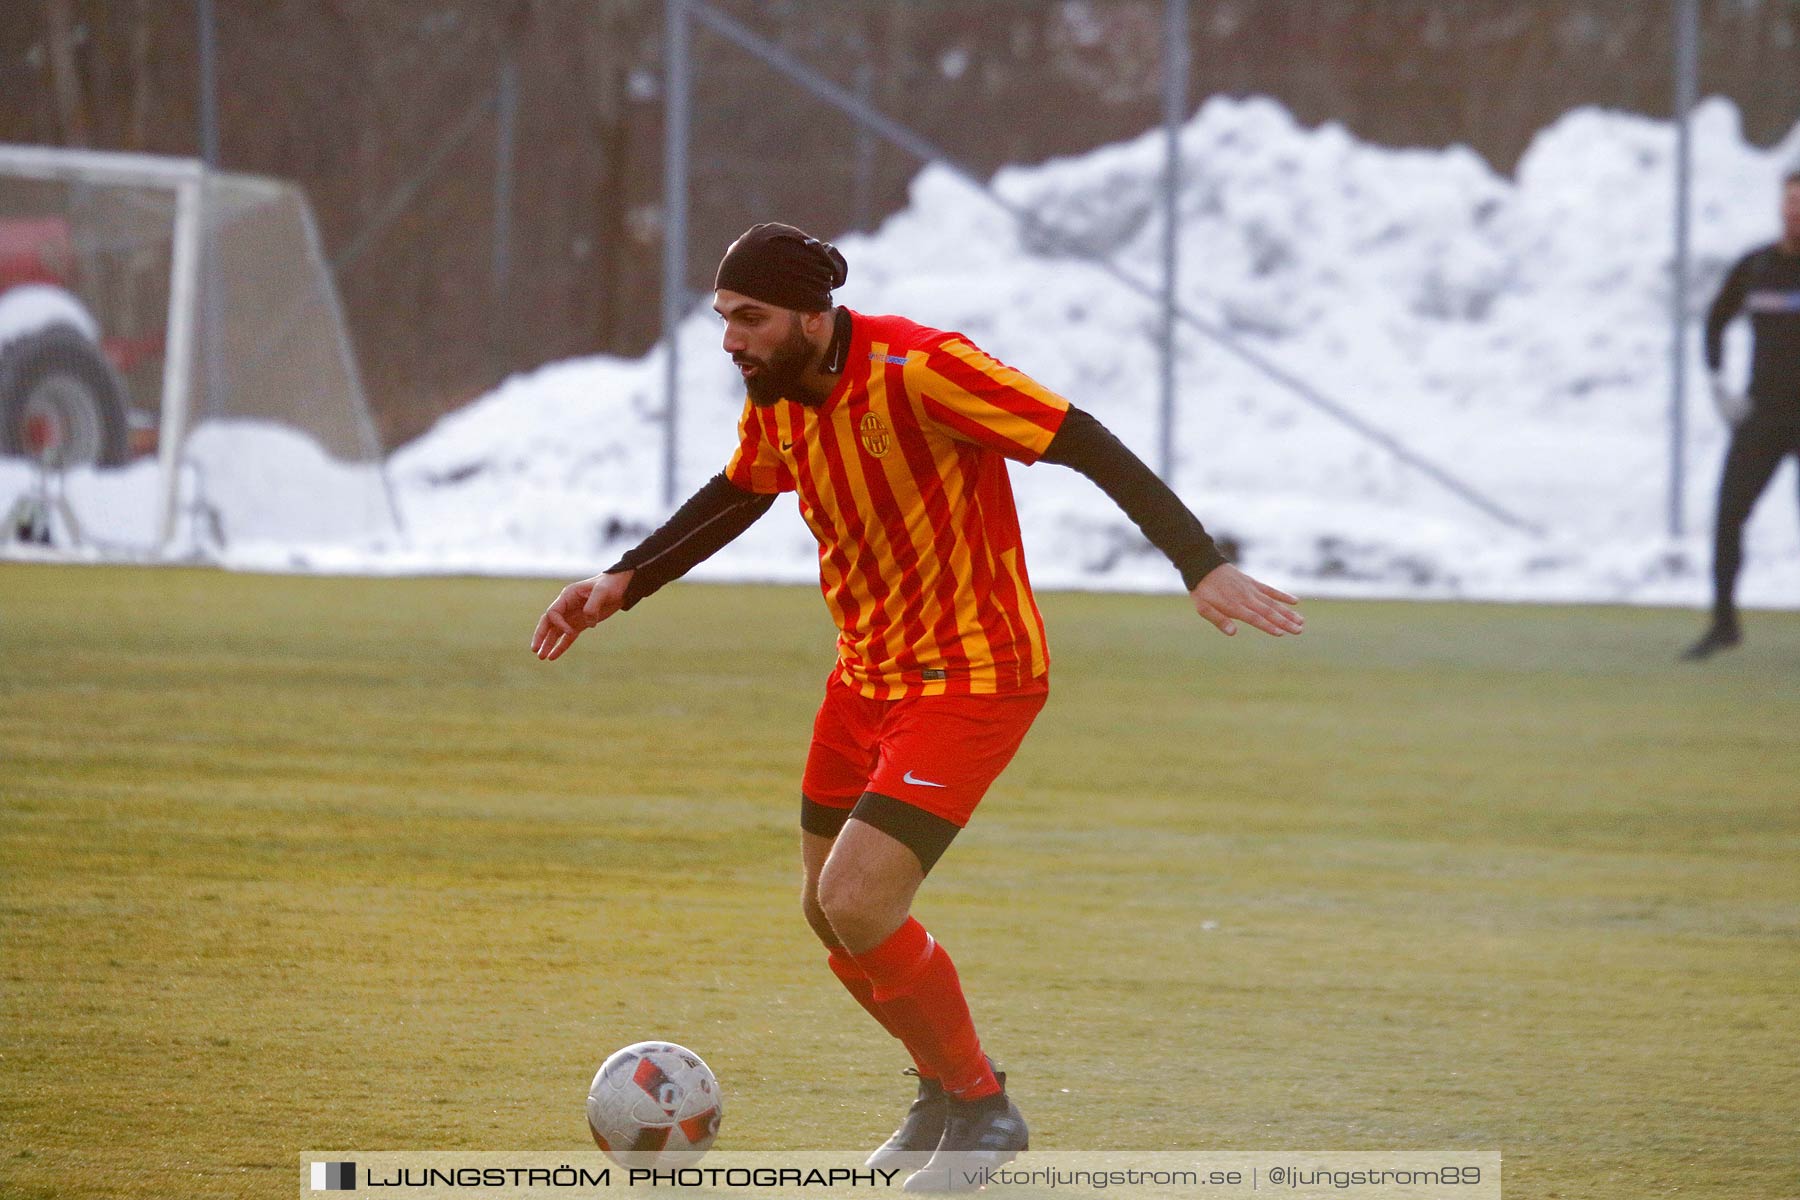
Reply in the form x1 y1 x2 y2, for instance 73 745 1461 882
1670 0 1698 539
662 0 691 509
190 0 225 548
493 48 519 367
854 59 876 233
1160 0 1188 485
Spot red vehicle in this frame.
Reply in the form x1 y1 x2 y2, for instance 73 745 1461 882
0 215 156 467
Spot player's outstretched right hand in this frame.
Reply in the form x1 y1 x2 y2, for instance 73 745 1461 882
531 569 633 661
1189 562 1303 638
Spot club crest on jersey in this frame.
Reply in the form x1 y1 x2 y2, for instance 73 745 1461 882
859 413 892 458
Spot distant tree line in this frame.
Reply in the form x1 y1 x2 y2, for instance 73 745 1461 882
4 0 1797 448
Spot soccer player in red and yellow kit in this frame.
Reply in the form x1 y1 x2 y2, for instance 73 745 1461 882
532 225 1302 1191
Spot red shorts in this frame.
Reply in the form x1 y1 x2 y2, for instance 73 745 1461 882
800 675 1048 828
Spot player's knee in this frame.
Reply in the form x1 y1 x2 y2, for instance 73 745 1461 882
800 889 838 948
813 867 857 928
815 868 888 948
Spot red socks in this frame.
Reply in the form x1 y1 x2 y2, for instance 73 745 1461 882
831 917 1000 1100
827 946 934 1077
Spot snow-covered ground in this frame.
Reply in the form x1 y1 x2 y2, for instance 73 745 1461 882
6 95 1798 609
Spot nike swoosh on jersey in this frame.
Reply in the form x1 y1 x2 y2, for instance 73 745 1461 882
902 770 948 788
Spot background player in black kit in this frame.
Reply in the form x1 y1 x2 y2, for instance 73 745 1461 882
1684 169 1800 661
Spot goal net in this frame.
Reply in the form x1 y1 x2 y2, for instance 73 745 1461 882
0 143 399 557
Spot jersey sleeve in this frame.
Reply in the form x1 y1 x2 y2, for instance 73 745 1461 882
723 399 797 494
906 335 1070 463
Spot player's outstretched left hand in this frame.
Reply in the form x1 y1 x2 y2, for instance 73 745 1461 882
1190 563 1303 637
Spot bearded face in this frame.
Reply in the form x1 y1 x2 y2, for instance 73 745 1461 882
737 313 820 407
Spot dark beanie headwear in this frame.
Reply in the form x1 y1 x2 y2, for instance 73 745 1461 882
714 223 848 312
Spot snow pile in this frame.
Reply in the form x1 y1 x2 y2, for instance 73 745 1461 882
0 423 393 563
7 95 1799 608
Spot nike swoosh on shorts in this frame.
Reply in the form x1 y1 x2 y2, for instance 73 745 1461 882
902 770 948 788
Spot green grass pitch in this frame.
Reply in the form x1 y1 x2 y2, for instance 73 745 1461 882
2 563 1796 1199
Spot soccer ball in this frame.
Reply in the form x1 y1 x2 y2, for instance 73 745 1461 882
585 1041 723 1166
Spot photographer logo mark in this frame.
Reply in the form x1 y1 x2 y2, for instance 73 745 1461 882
311 1161 356 1191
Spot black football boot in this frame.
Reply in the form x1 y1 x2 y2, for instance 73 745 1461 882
865 1068 948 1172
1681 621 1742 661
901 1073 1028 1193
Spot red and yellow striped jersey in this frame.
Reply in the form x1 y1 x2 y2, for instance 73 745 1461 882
725 310 1070 699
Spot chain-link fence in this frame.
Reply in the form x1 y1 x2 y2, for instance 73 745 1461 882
6 2 1795 441
2 2 1797 589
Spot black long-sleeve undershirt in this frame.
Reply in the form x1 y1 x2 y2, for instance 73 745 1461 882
605 404 1227 609
1037 406 1228 589
606 473 775 609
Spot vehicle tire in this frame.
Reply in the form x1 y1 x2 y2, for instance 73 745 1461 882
0 323 131 467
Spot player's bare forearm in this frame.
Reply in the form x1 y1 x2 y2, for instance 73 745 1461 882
1189 563 1303 638
530 570 633 661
